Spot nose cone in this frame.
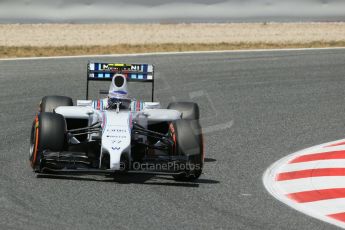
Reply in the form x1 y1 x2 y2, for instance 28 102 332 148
109 74 128 97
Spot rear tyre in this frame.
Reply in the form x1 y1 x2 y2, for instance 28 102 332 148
167 102 199 120
29 112 67 171
169 119 204 181
40 95 73 113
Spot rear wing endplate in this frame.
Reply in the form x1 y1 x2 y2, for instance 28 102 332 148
86 62 155 101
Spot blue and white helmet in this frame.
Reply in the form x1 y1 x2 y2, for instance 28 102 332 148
108 74 128 98
107 74 131 110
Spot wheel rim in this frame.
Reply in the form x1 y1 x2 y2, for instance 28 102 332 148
29 116 39 167
29 124 35 160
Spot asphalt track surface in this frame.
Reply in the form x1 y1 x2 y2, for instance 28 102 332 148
1 49 345 230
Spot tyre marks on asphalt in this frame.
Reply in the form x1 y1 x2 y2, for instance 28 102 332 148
263 139 345 229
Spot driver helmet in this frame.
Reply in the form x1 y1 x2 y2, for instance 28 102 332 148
107 74 131 109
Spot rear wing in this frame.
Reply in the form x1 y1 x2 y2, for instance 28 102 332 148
86 62 155 101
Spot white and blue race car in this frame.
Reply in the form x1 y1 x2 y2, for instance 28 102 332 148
29 62 204 181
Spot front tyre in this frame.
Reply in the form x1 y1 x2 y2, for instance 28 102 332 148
169 119 204 181
29 112 67 171
40 95 73 113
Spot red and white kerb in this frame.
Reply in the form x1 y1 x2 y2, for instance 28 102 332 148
263 139 345 229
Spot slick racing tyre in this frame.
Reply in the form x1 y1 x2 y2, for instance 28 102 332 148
29 112 67 171
167 102 199 120
169 119 204 181
40 95 73 113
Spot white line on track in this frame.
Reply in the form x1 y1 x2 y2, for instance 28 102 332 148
277 159 345 173
302 198 345 216
0 47 344 61
278 177 345 194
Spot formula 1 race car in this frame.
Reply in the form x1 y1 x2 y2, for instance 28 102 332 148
29 63 204 181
